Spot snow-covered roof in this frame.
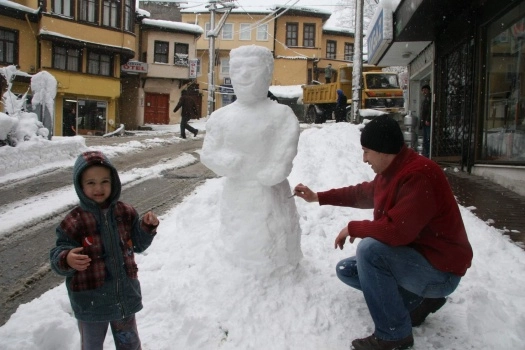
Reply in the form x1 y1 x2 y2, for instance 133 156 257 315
39 30 135 53
0 0 40 14
141 18 204 35
136 8 150 18
180 3 330 17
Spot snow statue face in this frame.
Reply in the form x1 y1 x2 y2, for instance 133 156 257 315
229 45 273 102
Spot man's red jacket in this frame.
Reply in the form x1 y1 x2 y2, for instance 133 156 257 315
318 146 473 276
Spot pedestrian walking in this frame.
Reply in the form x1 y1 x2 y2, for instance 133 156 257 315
174 90 199 139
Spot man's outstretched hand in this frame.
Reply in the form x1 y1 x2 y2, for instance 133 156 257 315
293 183 319 202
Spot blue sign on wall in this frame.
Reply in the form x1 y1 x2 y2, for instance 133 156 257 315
367 10 384 63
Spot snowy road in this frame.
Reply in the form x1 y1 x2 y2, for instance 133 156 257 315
0 134 215 326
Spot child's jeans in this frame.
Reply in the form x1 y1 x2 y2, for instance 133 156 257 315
78 314 141 350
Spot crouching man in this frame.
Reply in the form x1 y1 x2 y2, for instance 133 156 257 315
294 115 473 350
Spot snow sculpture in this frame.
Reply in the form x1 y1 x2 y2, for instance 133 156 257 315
201 45 302 272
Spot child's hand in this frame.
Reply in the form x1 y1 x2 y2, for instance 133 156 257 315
67 247 91 271
143 211 159 226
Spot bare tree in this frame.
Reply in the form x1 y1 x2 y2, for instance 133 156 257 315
333 0 379 32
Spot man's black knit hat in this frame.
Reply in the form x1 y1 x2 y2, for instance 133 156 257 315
360 114 405 154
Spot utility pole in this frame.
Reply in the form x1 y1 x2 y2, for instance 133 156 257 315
205 0 235 117
352 0 364 124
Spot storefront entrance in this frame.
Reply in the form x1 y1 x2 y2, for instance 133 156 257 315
62 98 107 136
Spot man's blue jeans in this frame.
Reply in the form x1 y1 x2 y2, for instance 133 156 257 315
336 238 461 341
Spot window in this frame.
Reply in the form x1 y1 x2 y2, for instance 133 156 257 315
154 41 169 63
344 43 354 61
205 22 211 39
0 28 17 65
303 24 315 47
123 0 133 31
52 0 74 17
53 45 81 72
174 43 189 66
79 0 97 23
256 24 268 41
102 0 120 28
286 23 298 47
221 57 230 75
240 23 251 40
222 23 233 40
326 40 337 59
482 7 525 162
88 51 112 76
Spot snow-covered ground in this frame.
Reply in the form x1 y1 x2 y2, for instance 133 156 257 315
0 121 524 349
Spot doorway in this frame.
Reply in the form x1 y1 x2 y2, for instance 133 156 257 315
144 93 169 124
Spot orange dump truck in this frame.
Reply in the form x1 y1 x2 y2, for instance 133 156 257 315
302 64 405 123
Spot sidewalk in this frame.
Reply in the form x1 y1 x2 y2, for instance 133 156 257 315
442 164 525 249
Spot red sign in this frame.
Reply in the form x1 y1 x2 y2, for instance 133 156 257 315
121 61 148 73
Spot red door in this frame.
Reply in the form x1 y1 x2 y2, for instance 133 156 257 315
144 93 169 124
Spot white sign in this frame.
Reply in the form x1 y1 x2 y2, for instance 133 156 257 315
121 60 148 74
189 59 198 78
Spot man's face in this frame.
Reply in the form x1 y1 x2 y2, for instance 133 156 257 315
422 87 430 96
362 147 393 174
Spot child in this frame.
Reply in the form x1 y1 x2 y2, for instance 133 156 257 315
50 150 159 349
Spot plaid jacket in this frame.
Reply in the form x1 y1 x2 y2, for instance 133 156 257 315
50 150 158 322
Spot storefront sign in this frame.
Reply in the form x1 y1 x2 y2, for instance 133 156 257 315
367 9 393 65
189 59 199 78
121 60 148 74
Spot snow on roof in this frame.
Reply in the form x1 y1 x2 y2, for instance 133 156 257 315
136 8 150 18
180 3 330 16
142 18 203 34
39 30 135 52
0 0 40 13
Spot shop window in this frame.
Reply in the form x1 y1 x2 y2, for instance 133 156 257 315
326 40 336 59
154 41 168 63
483 6 525 162
102 0 120 28
53 45 81 72
76 99 107 136
286 23 298 47
303 24 315 48
0 28 17 65
87 51 112 76
52 0 74 17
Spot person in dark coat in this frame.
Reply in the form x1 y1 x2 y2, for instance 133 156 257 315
335 89 347 122
173 90 199 139
420 85 432 157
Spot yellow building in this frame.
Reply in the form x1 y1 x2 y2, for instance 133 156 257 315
181 4 356 114
1 0 136 136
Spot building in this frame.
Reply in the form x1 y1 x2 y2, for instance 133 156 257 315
120 13 203 128
1 0 136 137
368 0 525 195
180 4 356 114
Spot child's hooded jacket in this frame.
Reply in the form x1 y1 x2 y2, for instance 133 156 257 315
50 151 158 322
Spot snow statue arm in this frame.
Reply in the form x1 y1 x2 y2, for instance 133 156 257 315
255 105 300 187
201 109 245 177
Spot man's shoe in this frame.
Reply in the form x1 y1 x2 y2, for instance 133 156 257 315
193 130 198 137
352 334 413 350
410 297 446 327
